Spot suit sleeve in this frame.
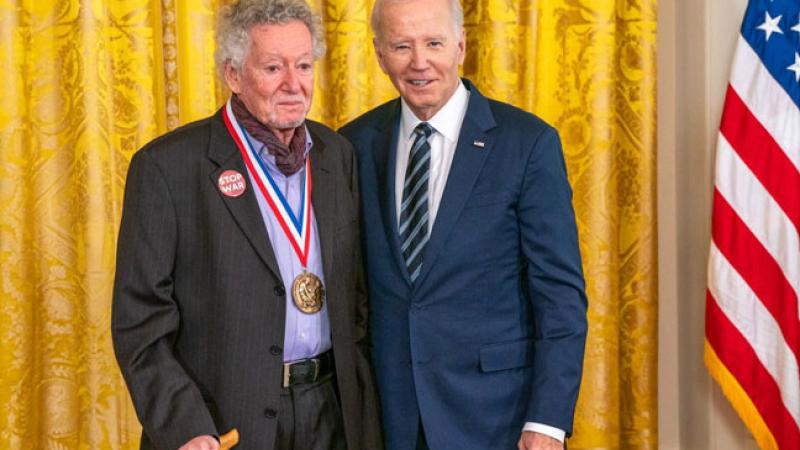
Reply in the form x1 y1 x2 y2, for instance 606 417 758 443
112 150 217 449
517 126 588 436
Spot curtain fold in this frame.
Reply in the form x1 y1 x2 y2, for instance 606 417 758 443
0 1 166 448
523 2 659 449
0 1 657 448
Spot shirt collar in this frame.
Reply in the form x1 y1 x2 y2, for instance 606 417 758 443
400 80 470 142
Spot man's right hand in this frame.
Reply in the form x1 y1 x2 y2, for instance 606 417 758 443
178 435 219 450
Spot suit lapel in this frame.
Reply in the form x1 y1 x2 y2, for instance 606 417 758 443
208 110 282 281
414 83 497 287
308 131 335 285
374 101 412 286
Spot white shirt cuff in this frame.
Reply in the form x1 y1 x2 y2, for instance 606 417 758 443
522 422 565 443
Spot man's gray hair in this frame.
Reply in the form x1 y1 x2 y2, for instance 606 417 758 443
215 0 325 78
370 0 463 40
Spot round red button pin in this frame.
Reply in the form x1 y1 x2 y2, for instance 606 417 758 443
218 170 246 198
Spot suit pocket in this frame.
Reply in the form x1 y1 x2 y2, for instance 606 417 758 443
463 190 514 209
479 337 535 373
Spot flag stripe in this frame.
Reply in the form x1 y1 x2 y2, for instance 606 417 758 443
704 341 780 450
712 190 800 365
706 292 800 448
708 241 800 424
719 84 800 233
714 134 800 293
729 37 800 170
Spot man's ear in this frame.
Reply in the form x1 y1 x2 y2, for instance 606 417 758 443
223 60 241 94
457 29 466 65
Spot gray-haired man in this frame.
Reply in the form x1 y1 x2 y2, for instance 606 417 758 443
112 1 382 449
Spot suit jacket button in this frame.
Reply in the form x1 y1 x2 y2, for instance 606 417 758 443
264 408 277 418
274 285 285 296
270 345 282 356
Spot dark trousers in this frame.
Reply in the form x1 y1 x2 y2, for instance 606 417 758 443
274 372 347 450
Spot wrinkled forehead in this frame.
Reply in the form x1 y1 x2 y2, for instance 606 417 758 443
382 1 458 26
377 1 459 41
246 21 314 58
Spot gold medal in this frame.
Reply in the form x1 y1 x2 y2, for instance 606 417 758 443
292 271 325 314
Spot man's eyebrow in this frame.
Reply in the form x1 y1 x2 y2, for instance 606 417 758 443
255 51 314 59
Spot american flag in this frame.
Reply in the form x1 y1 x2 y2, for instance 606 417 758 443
705 0 800 448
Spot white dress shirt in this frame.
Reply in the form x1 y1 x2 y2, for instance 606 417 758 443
394 82 469 229
243 129 331 362
393 81 566 444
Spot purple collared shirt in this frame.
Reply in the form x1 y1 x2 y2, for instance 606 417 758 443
243 128 331 362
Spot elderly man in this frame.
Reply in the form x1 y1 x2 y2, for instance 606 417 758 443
339 0 588 449
112 1 382 449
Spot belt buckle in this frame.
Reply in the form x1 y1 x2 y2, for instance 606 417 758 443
282 357 321 388
310 357 320 380
282 362 291 388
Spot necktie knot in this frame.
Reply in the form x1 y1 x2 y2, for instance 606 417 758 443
415 122 433 139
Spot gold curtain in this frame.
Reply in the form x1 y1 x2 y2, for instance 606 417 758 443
0 0 657 448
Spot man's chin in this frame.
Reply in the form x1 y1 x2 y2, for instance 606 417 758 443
403 98 440 120
268 118 306 130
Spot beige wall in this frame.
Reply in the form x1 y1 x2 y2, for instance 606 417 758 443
657 0 761 448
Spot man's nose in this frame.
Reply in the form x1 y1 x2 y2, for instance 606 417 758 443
282 67 301 91
409 48 430 70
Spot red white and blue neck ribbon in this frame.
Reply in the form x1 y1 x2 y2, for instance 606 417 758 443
222 98 313 268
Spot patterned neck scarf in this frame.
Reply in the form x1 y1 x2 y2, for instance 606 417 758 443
230 94 307 176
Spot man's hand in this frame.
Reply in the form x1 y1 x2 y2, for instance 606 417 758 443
179 435 219 450
518 431 563 450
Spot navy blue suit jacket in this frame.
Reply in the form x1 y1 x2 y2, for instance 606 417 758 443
340 80 587 450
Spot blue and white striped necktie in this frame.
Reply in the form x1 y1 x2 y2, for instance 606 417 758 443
399 122 434 282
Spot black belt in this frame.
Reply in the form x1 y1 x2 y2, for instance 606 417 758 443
282 350 334 387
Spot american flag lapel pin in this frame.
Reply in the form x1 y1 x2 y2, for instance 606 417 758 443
473 140 485 149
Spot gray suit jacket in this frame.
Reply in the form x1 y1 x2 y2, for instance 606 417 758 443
112 109 382 450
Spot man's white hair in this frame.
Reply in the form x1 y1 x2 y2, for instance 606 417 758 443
215 0 325 79
370 0 464 40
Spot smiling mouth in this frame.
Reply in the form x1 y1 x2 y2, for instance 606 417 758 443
408 80 433 87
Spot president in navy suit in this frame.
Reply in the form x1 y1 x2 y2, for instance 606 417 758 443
339 0 588 449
